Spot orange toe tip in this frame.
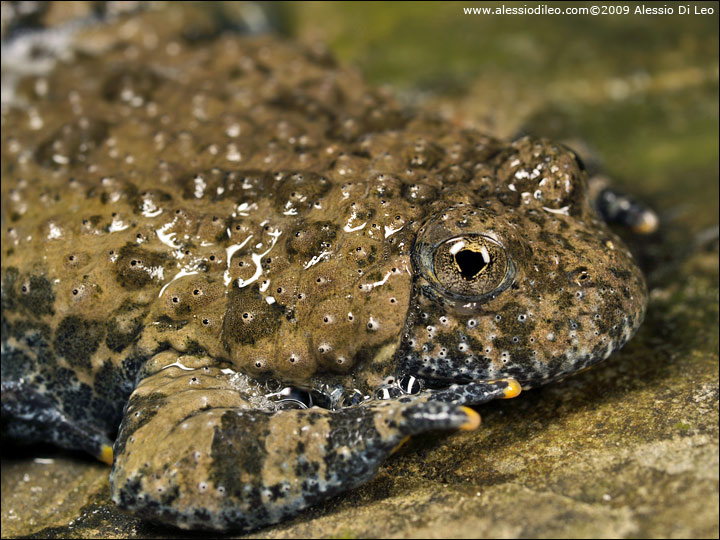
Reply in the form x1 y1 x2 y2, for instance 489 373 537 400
459 406 481 431
632 210 659 234
99 444 114 465
502 379 522 399
391 435 411 455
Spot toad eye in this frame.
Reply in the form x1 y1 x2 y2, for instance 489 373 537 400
412 206 517 302
433 235 508 295
430 235 512 299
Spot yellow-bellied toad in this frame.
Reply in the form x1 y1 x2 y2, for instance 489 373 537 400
1 29 648 531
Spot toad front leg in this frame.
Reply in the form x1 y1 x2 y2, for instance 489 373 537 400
110 358 512 531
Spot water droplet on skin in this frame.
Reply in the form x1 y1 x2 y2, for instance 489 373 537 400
398 375 422 394
374 385 402 400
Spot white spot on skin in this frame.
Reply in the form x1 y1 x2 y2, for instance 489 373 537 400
223 235 254 286
141 197 163 218
157 269 199 298
236 202 255 216
156 222 180 248
365 270 394 289
108 216 129 233
236 229 282 289
162 360 195 371
226 143 241 161
193 175 206 199
46 223 62 240
304 250 332 269
344 221 366 232
343 206 366 232
542 205 570 216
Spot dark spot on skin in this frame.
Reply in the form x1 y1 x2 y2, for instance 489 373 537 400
90 360 135 432
185 339 206 357
104 300 148 353
210 410 270 497
34 119 109 169
1 340 38 383
2 268 56 317
114 244 168 290
153 315 189 332
222 285 283 346
113 391 168 459
102 66 163 103
53 315 106 370
57 381 95 424
286 220 337 257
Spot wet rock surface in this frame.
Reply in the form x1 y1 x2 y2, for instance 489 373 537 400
2 2 718 538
